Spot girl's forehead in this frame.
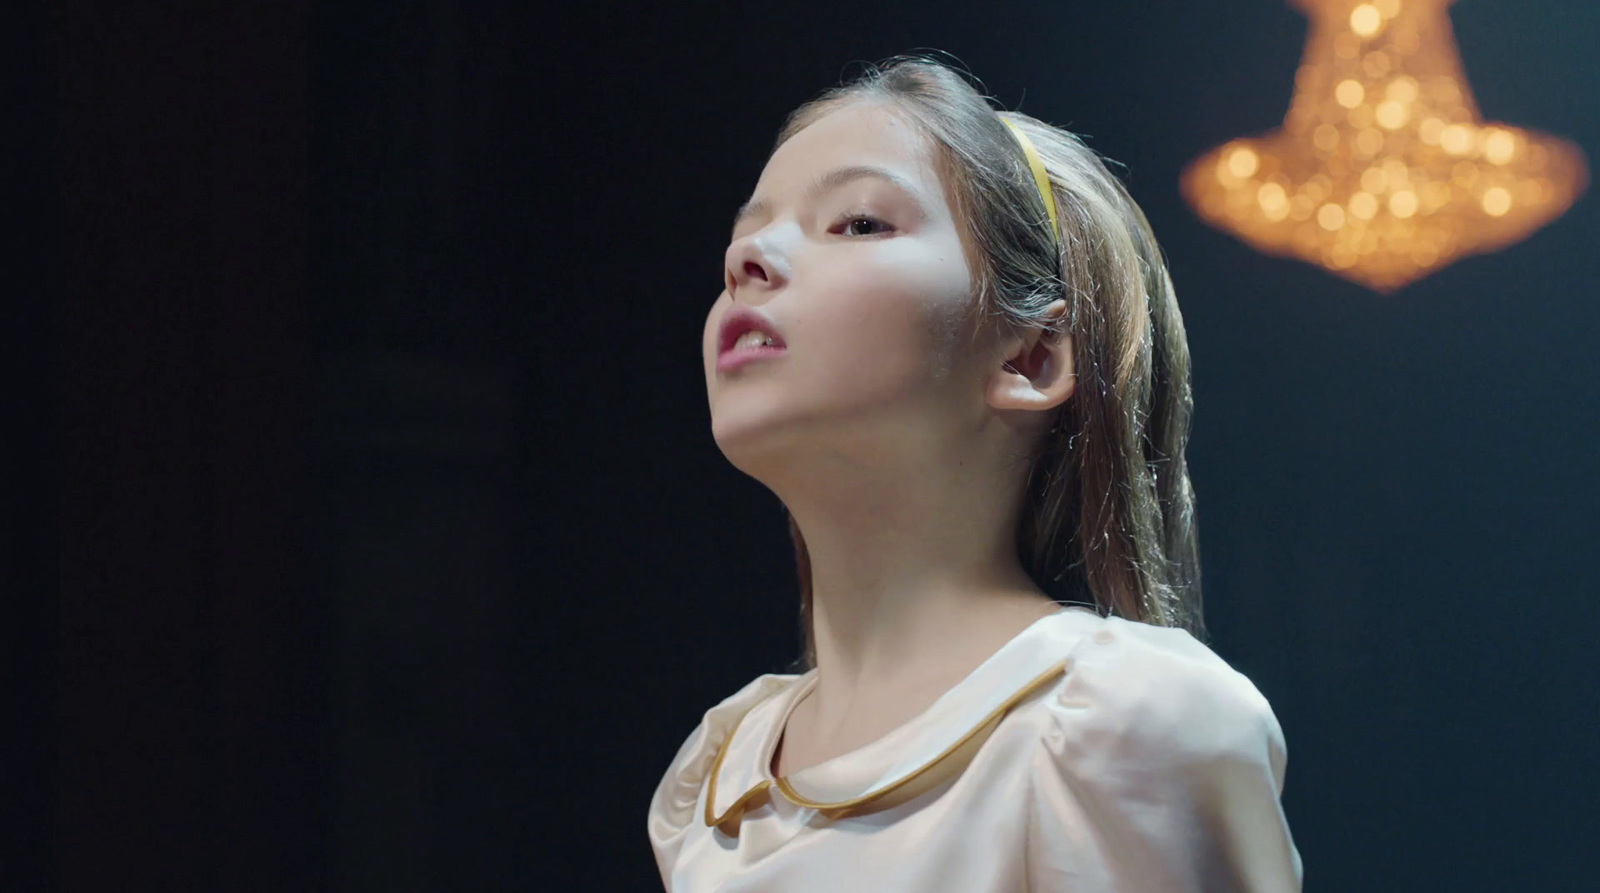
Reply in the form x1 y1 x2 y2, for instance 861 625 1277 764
762 102 939 192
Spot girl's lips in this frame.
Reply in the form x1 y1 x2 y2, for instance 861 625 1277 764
716 344 787 372
718 306 786 355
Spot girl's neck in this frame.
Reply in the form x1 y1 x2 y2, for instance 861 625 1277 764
800 574 1060 749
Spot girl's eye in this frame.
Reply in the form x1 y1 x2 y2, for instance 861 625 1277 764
834 214 893 237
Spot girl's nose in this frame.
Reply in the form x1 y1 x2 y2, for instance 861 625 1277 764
724 235 783 300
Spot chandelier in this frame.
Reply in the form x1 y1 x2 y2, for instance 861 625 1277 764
1180 0 1588 292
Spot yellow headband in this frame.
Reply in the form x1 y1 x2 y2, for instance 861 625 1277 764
1000 117 1060 243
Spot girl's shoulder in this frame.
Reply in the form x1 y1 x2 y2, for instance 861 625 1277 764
1023 612 1302 889
1036 610 1288 786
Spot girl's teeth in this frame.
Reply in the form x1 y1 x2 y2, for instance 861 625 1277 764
735 331 774 349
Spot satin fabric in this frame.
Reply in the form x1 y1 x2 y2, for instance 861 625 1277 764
647 606 1303 892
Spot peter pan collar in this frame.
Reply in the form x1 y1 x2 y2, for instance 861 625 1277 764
704 605 1102 832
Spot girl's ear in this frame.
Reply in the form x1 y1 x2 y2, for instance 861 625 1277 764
985 300 1075 414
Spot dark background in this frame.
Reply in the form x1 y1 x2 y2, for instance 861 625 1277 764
18 0 1599 889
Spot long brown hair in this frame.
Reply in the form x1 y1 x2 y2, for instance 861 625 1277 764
770 55 1204 670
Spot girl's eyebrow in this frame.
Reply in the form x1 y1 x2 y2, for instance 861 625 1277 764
731 165 930 236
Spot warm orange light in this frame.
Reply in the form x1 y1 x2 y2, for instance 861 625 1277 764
1180 0 1589 292
1350 4 1383 37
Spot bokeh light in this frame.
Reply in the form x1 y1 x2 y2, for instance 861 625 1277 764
1180 0 1588 292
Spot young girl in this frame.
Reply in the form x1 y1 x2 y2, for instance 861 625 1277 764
648 56 1302 892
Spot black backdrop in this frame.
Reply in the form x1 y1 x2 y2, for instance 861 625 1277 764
23 0 1600 890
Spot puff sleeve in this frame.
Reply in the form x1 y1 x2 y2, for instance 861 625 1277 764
1025 622 1303 892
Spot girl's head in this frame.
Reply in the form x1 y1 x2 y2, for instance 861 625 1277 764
704 56 1203 667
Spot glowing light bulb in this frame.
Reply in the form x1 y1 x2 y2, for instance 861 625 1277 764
1228 147 1260 179
1389 190 1418 218
1336 80 1365 108
1385 77 1418 104
1482 187 1512 216
1376 101 1409 130
1440 124 1474 155
1259 185 1290 221
1350 4 1382 37
1258 182 1288 209
1484 129 1516 165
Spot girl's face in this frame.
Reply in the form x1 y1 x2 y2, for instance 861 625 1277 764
705 100 989 470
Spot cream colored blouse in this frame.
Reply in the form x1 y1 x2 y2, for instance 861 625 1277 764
647 606 1302 892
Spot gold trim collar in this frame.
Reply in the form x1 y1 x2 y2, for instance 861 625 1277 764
703 606 1102 832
